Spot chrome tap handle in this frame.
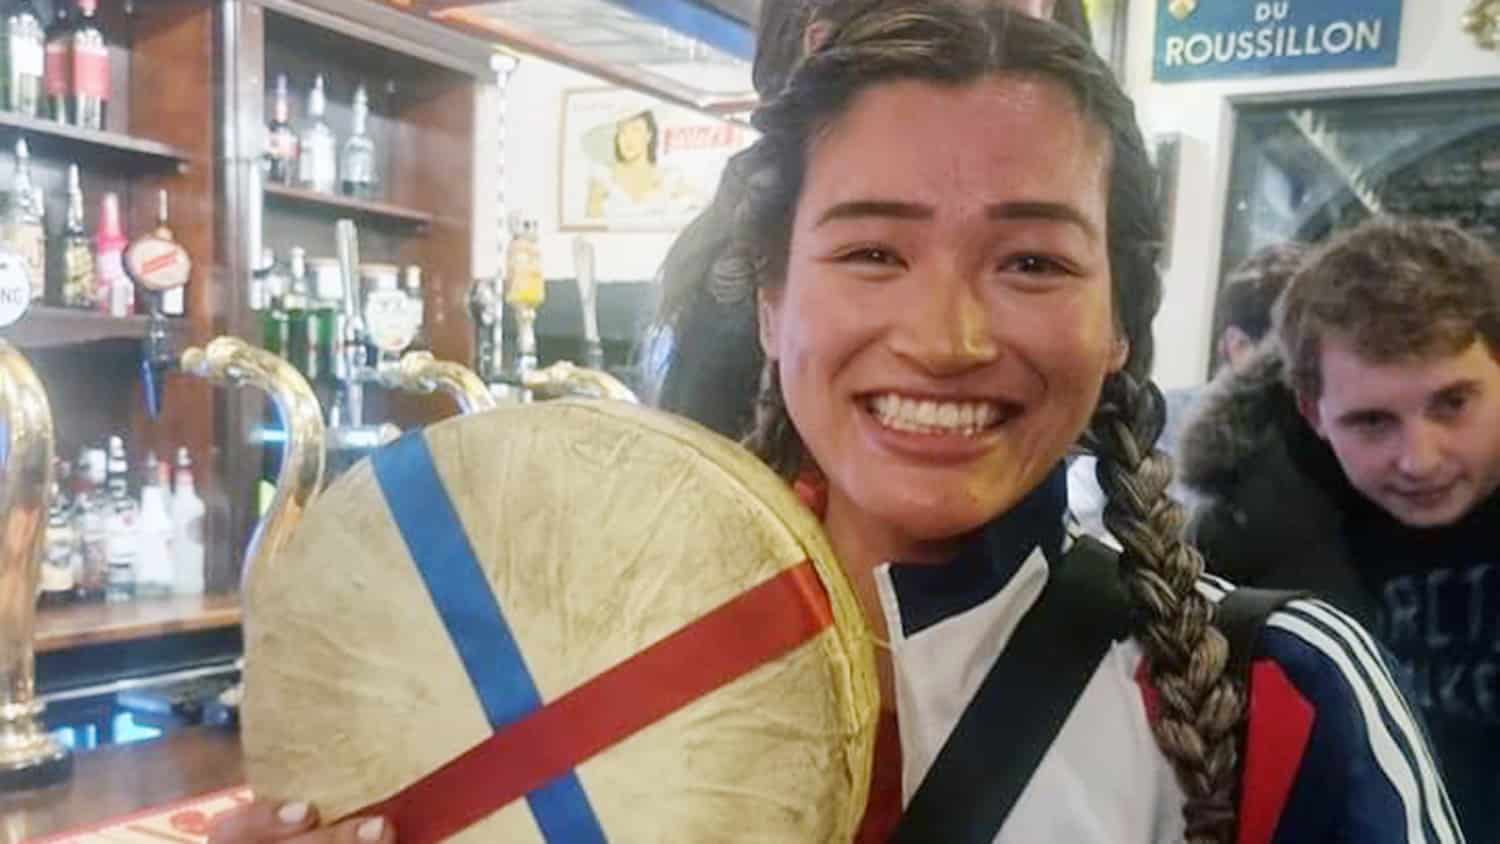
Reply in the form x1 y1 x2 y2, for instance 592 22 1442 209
572 236 603 370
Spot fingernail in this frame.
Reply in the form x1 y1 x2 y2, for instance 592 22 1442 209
357 818 386 842
277 802 310 825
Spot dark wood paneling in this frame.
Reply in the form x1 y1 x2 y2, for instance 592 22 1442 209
125 1 224 589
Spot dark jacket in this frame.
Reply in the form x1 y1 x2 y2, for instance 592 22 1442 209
1176 349 1379 626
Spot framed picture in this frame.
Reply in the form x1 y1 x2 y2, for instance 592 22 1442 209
558 88 755 232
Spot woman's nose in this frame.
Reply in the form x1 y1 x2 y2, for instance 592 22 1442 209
889 274 998 375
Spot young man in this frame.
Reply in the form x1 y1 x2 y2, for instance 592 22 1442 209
1182 216 1500 841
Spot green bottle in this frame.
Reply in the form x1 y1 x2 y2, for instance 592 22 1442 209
259 248 291 359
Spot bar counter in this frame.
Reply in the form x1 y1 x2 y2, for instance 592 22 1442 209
36 595 242 654
0 727 244 842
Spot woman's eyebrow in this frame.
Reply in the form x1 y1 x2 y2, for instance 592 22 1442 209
987 201 1098 240
815 200 932 227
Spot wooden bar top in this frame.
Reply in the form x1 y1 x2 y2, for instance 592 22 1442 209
0 727 244 842
36 595 242 654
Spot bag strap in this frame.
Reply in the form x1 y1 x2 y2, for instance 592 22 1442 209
1215 586 1308 685
891 535 1132 844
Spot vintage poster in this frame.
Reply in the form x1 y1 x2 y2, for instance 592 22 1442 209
558 88 754 232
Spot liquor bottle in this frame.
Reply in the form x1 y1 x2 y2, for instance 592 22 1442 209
402 265 425 352
3 0 45 117
42 0 70 123
39 460 77 608
171 447 205 595
68 0 105 130
74 446 108 601
136 451 174 598
296 75 336 194
152 190 185 316
103 436 137 603
282 246 311 377
340 83 376 199
58 163 95 308
95 191 130 316
2 137 45 301
259 248 290 358
266 73 298 186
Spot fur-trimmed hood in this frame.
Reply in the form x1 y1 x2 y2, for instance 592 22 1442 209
1176 347 1343 501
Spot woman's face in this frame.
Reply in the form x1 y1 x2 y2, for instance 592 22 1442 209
617 116 652 164
760 75 1126 550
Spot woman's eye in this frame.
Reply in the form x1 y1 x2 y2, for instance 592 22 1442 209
1002 254 1070 275
835 247 903 267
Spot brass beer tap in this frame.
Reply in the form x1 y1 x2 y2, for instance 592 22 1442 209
0 341 71 792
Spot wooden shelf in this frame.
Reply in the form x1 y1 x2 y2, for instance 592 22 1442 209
265 183 434 229
36 593 241 654
1 307 189 349
0 111 190 169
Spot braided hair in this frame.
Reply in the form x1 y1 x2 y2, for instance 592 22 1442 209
654 5 1243 841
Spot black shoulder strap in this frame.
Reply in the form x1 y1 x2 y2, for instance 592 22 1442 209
1216 586 1308 682
892 535 1132 844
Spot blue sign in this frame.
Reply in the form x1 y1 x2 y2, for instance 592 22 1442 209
1154 0 1402 83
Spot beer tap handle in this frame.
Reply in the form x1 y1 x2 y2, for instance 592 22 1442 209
572 236 603 371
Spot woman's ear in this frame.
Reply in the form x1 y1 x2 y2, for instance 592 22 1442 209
757 288 781 359
1110 334 1130 372
802 20 833 56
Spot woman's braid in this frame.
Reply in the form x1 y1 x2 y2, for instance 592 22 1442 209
1083 371 1244 844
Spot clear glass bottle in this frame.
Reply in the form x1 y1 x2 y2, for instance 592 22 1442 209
3 0 45 117
59 162 96 309
75 446 108 601
67 0 106 130
266 73 299 186
42 0 71 123
153 190 185 316
171 447 205 595
296 74 336 194
95 191 130 316
103 436 138 604
2 137 46 301
136 451 174 598
39 460 77 609
340 83 376 199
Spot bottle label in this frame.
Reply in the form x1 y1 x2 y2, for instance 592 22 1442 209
44 42 68 96
343 149 374 188
365 289 419 354
72 42 109 100
0 251 29 327
10 38 44 78
63 240 98 308
2 223 46 301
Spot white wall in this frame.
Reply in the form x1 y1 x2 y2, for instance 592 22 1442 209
504 58 683 283
1122 0 1500 388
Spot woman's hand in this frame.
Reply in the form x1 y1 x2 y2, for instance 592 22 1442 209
208 801 394 843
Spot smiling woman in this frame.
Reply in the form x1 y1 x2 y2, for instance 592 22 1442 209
653 3 1462 843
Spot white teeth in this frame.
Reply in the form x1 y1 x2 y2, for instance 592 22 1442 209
867 394 1010 436
917 400 938 426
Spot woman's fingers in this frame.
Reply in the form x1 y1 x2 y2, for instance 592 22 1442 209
295 817 393 844
207 800 320 842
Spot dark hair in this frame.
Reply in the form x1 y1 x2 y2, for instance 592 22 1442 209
753 0 1094 101
652 0 1100 433
1213 241 1308 345
658 5 1242 841
614 110 659 165
1276 215 1500 398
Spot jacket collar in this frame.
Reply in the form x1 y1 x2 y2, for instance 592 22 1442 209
886 466 1069 637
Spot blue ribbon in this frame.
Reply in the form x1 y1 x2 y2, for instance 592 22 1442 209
372 432 609 843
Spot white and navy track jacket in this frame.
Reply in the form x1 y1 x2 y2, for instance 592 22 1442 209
876 469 1467 843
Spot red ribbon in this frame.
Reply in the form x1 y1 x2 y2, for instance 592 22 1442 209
351 560 835 842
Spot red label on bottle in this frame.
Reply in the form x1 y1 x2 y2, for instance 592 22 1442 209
72 44 109 100
44 43 69 96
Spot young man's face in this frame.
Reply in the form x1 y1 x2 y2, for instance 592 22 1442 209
1301 334 1500 527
